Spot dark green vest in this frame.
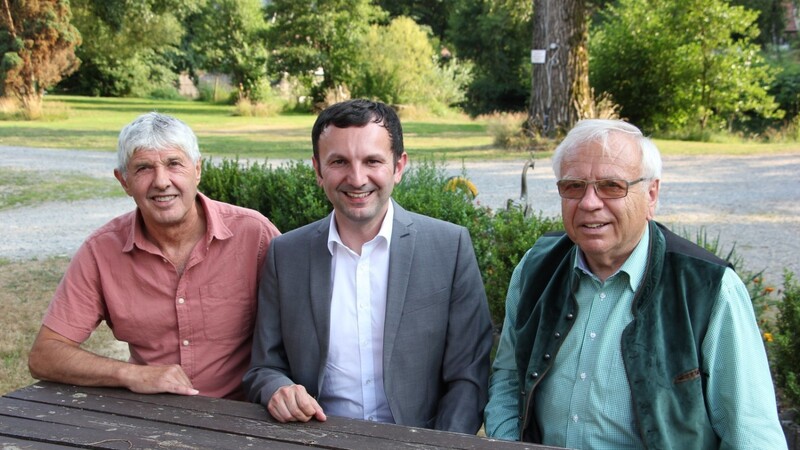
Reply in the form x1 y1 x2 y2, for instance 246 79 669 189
514 221 730 449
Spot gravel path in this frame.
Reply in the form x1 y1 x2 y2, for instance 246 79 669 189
1 146 798 287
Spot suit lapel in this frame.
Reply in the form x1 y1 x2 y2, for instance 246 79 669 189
383 202 416 370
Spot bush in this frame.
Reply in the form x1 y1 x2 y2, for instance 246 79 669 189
770 272 800 418
198 158 564 328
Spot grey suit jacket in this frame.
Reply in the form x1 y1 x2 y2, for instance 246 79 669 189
243 201 492 434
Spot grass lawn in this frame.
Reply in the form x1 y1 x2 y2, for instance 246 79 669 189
1 95 798 161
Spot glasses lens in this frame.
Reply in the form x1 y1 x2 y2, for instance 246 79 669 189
595 179 628 198
557 180 587 199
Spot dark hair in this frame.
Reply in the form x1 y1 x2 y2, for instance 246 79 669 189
311 99 404 163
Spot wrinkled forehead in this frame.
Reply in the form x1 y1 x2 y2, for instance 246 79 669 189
564 133 641 165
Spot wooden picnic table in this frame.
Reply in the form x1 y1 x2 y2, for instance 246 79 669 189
0 381 564 449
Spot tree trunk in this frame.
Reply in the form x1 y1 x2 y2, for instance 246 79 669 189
528 0 591 138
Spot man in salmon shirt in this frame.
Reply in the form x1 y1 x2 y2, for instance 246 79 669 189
28 112 280 400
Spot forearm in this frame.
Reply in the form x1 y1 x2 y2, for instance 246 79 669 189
29 327 197 396
29 333 134 388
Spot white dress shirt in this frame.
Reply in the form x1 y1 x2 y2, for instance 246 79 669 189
318 203 395 423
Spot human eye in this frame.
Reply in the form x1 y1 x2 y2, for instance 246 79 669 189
597 179 627 195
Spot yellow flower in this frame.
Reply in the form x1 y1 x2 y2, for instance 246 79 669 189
444 176 479 199
763 332 774 343
764 287 775 294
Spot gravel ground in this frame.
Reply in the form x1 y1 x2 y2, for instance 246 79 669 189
1 146 798 287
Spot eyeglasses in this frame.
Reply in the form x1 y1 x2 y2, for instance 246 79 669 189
556 177 648 199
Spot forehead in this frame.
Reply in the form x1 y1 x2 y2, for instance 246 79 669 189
318 122 391 153
561 135 641 175
129 147 189 163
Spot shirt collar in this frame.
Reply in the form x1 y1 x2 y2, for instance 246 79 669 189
574 223 650 291
327 201 394 255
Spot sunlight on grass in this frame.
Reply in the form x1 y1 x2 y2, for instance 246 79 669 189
0 95 797 160
0 167 125 210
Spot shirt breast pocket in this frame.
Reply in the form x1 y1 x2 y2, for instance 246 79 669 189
199 280 256 341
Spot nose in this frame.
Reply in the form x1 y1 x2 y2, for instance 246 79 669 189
152 165 171 189
577 183 604 209
346 162 367 187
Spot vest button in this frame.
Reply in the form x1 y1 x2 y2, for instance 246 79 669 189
566 313 574 320
543 354 551 360
530 372 539 378
554 332 561 339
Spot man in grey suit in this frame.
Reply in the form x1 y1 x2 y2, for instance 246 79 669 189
243 99 493 434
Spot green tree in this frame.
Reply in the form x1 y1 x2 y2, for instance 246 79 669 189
0 0 81 112
730 0 788 49
264 0 386 104
448 0 531 116
351 16 472 109
184 0 269 101
60 0 201 97
376 0 452 41
591 0 781 134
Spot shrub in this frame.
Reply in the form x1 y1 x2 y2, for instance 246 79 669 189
771 271 800 418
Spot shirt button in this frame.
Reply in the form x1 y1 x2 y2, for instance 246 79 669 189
590 332 597 339
572 414 579 423
178 298 185 304
182 340 190 346
599 292 606 300
580 372 587 380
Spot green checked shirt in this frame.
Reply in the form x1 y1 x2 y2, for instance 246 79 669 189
485 225 787 449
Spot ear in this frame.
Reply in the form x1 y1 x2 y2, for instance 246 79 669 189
646 178 660 219
114 169 132 196
312 157 323 186
195 158 202 184
393 152 408 184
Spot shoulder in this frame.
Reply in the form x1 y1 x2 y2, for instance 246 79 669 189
396 205 466 235
83 210 136 247
203 195 279 232
272 215 329 244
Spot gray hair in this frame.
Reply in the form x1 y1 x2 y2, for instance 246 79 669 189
551 119 662 180
116 112 201 177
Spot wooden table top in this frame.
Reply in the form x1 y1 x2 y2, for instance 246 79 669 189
0 381 564 449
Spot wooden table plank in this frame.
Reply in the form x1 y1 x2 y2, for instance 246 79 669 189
3 383 562 450
0 396 312 449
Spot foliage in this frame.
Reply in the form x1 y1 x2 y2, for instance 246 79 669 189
729 0 788 49
447 0 531 116
770 271 800 417
59 0 201 97
198 157 564 328
0 0 81 114
350 17 473 109
591 0 782 135
264 0 386 104
183 0 270 101
199 159 330 233
376 0 453 41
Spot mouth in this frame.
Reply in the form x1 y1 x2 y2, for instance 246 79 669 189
344 191 372 199
582 222 608 230
152 195 178 203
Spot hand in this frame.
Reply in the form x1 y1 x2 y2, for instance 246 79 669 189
268 384 327 423
122 364 199 396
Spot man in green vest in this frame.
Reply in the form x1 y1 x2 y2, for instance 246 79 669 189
484 119 786 449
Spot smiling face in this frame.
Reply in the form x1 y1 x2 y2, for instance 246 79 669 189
114 147 202 232
560 134 659 279
313 121 407 241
